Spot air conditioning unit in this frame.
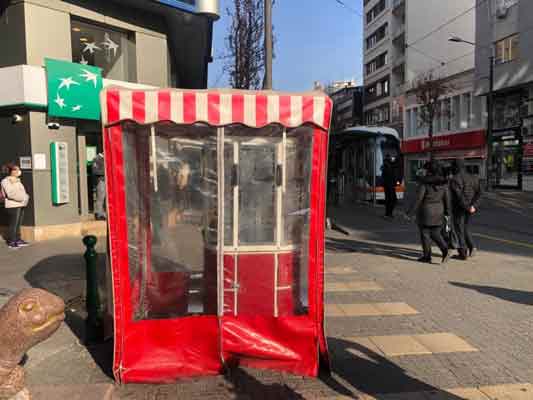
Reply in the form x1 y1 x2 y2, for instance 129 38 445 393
496 6 509 18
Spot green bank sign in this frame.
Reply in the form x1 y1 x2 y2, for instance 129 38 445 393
45 58 103 121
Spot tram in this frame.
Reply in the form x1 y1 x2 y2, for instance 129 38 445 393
329 126 404 204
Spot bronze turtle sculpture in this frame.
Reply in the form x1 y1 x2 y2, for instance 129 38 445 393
0 289 65 400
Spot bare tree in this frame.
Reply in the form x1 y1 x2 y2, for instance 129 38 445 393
411 72 452 158
225 0 274 89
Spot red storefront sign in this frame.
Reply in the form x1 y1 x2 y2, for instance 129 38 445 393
401 130 487 154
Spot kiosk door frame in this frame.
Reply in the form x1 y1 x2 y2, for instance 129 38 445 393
220 129 297 317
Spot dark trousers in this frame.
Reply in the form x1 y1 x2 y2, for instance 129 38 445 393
384 187 397 217
418 225 447 259
6 207 24 243
454 211 474 252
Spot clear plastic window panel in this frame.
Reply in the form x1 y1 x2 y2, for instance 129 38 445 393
122 122 218 320
121 122 313 319
223 125 313 316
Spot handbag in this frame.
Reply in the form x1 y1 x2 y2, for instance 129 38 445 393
442 216 459 249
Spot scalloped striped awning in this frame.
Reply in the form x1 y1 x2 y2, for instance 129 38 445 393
101 87 333 130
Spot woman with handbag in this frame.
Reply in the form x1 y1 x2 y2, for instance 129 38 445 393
407 160 451 264
1 163 30 249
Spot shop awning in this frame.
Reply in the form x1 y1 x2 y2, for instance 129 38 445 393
101 87 333 130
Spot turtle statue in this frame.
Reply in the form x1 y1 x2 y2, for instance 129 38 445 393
0 289 65 400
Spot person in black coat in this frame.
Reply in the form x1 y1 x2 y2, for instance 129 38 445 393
450 159 482 260
407 160 451 264
382 154 398 218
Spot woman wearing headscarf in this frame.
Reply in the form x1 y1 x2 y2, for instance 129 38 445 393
407 160 451 264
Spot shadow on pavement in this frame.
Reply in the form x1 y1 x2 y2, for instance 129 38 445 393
224 367 305 399
323 337 464 398
24 253 114 380
326 237 422 262
328 202 533 258
450 282 533 306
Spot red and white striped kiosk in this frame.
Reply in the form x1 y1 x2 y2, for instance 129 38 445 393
100 87 332 382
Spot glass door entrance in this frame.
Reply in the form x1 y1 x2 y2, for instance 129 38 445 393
492 139 521 188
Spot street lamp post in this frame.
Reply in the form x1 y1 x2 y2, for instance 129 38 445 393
263 0 273 90
449 36 494 191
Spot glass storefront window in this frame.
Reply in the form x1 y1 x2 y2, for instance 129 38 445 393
71 19 136 81
494 92 522 130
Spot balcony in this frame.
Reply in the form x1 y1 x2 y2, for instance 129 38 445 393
392 24 405 41
392 54 405 70
392 82 406 97
392 0 405 14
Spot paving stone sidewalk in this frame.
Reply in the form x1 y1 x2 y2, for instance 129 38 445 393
0 193 531 399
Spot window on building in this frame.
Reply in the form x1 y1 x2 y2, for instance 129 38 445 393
442 98 451 131
366 23 388 50
433 100 441 133
461 93 472 129
493 92 523 129
71 19 136 81
365 77 389 102
365 52 388 75
405 109 412 137
416 107 426 136
411 108 418 137
366 0 387 24
366 103 390 125
451 95 461 130
494 33 519 64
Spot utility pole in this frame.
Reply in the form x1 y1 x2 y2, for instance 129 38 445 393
486 55 494 191
263 0 273 90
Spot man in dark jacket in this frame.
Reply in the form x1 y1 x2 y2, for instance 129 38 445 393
450 159 482 260
382 154 398 218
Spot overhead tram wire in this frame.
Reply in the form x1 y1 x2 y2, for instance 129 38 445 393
406 44 448 66
333 0 363 17
407 0 490 48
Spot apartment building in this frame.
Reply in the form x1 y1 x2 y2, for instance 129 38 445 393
361 0 485 183
326 81 364 131
0 0 219 240
475 0 533 191
363 0 406 131
363 1 476 136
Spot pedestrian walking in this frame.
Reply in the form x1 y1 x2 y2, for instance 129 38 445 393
406 160 451 264
450 159 482 260
1 163 30 249
92 153 106 220
382 154 398 218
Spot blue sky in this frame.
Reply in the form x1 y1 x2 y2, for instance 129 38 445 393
208 0 364 91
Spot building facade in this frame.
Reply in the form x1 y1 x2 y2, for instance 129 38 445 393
363 0 477 138
475 0 533 191
402 70 488 183
330 84 364 131
363 0 405 131
0 0 218 240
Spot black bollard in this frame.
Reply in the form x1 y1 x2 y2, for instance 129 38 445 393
83 235 104 343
